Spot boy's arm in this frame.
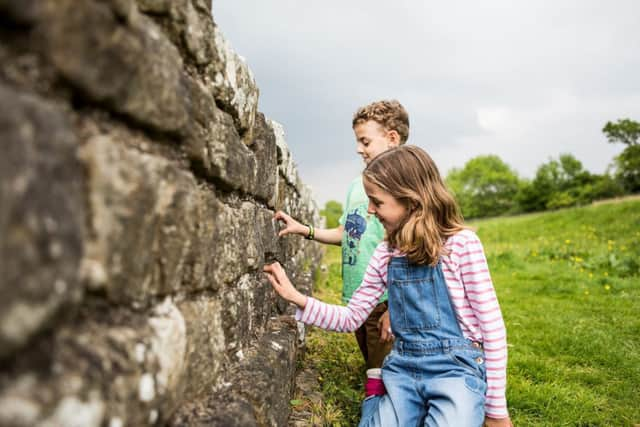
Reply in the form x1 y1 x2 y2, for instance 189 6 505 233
274 211 343 245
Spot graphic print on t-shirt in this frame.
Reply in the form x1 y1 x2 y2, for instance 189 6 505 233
343 208 367 266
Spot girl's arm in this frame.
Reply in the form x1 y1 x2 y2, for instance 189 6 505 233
452 232 509 420
264 244 390 332
263 261 308 308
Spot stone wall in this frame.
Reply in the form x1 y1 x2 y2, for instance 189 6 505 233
0 1 321 426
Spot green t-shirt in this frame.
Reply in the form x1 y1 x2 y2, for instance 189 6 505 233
339 176 387 304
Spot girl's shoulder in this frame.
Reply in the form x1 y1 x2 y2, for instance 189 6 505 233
373 241 401 261
445 228 481 246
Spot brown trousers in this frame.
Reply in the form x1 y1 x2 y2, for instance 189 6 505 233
354 301 393 369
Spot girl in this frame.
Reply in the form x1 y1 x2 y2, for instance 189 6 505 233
264 146 512 427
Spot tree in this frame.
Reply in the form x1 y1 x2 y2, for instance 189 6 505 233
516 154 596 211
612 145 640 193
446 155 521 219
603 118 640 192
320 200 343 228
602 118 640 146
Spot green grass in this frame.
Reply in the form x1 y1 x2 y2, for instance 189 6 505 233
299 198 640 426
296 244 365 426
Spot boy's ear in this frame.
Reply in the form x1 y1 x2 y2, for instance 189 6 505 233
387 130 400 147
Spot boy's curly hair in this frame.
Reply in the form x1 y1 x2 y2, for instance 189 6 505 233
352 100 410 143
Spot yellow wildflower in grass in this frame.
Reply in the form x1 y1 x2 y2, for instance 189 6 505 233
584 290 590 295
589 273 593 278
604 272 609 277
565 239 571 244
604 284 611 291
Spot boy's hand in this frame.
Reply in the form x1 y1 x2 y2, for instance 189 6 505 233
377 309 394 342
484 416 513 427
263 262 307 308
274 211 308 237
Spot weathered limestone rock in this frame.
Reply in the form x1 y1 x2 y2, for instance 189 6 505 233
251 113 280 206
1 0 322 425
0 298 188 427
0 84 84 358
79 135 209 301
207 24 259 138
168 316 300 427
37 0 191 134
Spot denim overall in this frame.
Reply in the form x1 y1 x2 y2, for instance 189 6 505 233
359 256 487 427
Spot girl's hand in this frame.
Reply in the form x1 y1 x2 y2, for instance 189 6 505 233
263 262 307 308
484 416 513 427
377 309 394 342
274 211 308 237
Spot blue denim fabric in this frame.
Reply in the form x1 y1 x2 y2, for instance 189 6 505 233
358 257 487 427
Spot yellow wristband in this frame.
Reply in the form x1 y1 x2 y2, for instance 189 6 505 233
305 224 314 240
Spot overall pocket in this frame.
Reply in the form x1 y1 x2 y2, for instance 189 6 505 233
448 348 486 380
389 277 440 330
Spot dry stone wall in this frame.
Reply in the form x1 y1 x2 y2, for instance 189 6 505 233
0 1 322 426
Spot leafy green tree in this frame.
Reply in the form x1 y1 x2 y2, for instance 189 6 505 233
516 154 600 211
320 200 343 229
602 118 640 193
577 173 625 202
602 118 640 146
446 155 521 218
612 145 640 193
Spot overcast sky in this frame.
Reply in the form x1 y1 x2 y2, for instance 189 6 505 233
212 1 640 207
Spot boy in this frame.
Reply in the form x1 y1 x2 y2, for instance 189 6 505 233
274 100 410 389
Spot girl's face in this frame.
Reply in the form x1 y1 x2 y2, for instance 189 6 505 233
364 180 409 233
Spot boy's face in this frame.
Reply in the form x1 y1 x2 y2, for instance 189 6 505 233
354 121 399 164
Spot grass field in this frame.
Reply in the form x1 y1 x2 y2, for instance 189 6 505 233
296 198 640 426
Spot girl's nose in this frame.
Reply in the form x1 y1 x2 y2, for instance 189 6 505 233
367 201 376 215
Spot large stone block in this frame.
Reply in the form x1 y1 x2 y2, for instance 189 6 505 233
249 113 279 206
0 298 188 427
0 84 84 358
79 135 213 302
78 135 284 303
135 0 214 66
175 296 226 402
37 0 191 134
189 101 257 194
270 119 299 187
206 25 259 138
168 316 298 427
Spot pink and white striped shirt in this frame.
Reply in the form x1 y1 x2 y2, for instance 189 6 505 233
296 229 509 418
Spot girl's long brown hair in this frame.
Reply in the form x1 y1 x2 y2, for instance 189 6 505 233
363 145 465 266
